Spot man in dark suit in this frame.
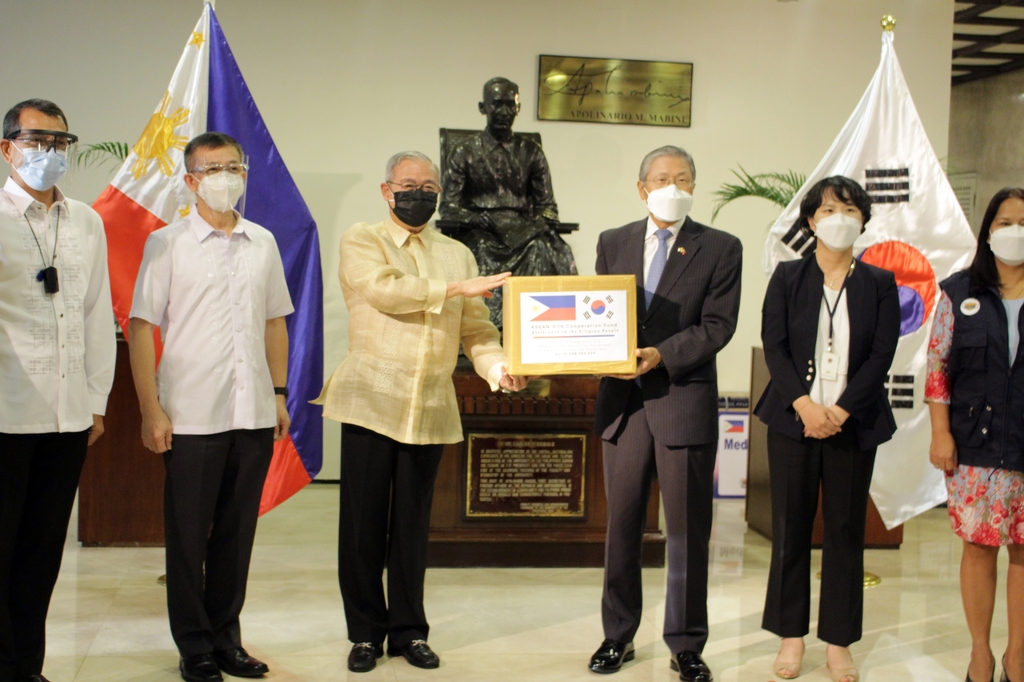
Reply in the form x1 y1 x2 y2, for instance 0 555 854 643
588 146 742 682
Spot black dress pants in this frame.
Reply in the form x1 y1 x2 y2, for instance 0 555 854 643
0 430 89 682
163 429 273 658
338 424 443 647
762 427 877 647
600 390 717 655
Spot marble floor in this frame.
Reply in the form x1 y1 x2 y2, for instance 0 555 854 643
41 485 1002 681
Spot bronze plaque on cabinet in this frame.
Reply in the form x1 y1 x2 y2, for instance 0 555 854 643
538 55 692 127
466 433 586 518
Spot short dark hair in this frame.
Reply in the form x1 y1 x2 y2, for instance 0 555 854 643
3 99 69 138
968 187 1024 291
482 77 518 100
183 132 244 170
795 175 873 231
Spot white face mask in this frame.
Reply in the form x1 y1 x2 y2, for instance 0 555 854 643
17 147 69 191
990 225 1024 266
644 185 693 223
814 213 862 251
195 172 245 213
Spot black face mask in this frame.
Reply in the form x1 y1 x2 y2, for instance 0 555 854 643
392 189 438 227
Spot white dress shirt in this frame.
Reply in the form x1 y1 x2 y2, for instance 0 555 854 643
130 210 294 435
809 285 850 407
0 177 115 433
642 216 684 283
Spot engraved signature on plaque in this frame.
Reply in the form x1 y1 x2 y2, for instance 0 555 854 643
466 433 586 518
538 55 692 128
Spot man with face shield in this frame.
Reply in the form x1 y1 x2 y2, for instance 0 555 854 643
588 146 742 682
128 132 293 682
0 99 115 682
315 151 526 673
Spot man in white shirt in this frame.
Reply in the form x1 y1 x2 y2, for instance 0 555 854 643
0 99 115 682
128 132 293 682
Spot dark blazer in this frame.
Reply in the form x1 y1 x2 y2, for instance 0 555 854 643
754 254 900 450
595 217 743 447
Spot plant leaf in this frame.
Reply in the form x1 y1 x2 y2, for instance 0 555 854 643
74 142 131 171
710 166 807 222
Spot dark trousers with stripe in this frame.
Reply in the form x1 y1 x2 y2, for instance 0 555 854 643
0 430 89 682
762 427 876 647
338 424 443 648
163 429 273 658
600 391 717 655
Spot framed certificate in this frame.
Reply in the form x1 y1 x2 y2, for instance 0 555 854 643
502 275 637 375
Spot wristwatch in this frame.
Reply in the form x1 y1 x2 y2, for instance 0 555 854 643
274 386 289 398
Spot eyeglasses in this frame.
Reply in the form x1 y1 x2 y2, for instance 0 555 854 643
387 181 441 194
645 176 694 191
5 129 79 153
189 162 249 176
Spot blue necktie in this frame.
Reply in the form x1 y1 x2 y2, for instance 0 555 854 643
645 228 673 307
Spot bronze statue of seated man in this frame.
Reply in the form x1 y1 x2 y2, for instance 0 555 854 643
439 77 577 330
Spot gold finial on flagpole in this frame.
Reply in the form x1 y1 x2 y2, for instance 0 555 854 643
881 15 896 32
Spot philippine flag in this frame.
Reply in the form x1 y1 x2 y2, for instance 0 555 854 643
91 3 324 514
529 295 576 321
725 420 745 433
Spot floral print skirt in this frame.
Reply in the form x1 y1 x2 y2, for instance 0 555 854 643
946 464 1024 546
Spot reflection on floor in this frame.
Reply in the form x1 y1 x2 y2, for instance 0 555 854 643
45 486 995 681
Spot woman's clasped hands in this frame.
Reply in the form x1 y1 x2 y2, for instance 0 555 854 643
793 396 850 439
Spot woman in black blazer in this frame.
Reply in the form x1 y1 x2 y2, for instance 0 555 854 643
755 176 901 682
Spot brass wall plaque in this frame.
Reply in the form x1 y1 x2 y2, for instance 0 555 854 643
538 55 692 128
466 433 586 518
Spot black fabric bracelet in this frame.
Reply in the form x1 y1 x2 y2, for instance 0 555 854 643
274 386 289 398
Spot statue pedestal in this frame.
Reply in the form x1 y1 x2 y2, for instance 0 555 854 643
427 369 666 567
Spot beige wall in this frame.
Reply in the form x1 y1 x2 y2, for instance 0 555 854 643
948 68 1024 232
0 0 954 478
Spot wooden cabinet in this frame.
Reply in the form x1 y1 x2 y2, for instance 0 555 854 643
78 338 165 547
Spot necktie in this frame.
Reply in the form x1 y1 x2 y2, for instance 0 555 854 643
645 228 673 307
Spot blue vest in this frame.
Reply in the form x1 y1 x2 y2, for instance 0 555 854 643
941 270 1024 472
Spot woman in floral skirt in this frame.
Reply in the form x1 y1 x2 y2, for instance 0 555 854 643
927 187 1024 682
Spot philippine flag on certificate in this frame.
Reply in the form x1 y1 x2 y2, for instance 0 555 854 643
529 295 576 321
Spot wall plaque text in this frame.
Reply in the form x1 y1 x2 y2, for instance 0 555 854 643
466 433 586 518
538 55 692 128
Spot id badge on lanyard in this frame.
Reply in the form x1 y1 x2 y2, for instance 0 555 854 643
820 262 853 382
820 348 840 381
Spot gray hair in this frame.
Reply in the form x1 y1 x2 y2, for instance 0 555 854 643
638 145 696 182
385 151 439 182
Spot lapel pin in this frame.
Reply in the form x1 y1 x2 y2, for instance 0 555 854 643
677 247 686 255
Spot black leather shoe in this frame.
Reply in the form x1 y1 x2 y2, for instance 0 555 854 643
388 639 440 669
348 642 384 673
213 647 269 677
17 676 51 682
180 653 224 682
589 639 635 674
670 650 713 682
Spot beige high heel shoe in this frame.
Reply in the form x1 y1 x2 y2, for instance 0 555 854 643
827 647 858 682
773 639 804 679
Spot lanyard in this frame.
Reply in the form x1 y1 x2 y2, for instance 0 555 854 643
822 260 855 352
26 204 61 269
